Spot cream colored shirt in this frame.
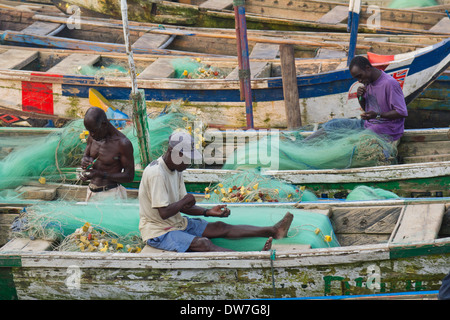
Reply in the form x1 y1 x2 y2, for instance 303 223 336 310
139 157 188 241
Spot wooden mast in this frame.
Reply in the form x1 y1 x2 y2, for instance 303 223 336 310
120 0 151 167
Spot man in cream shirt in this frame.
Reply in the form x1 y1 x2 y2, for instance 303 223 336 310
139 131 293 252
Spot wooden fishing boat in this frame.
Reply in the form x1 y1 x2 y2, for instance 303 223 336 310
0 5 449 127
1 6 447 58
123 127 450 198
332 0 450 10
54 0 450 35
0 197 449 299
0 34 448 128
2 125 447 201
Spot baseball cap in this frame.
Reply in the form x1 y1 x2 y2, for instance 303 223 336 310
168 131 202 163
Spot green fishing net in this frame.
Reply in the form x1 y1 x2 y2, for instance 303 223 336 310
124 102 201 163
0 104 198 191
202 169 318 203
10 199 144 253
11 199 339 252
203 206 340 251
223 128 397 170
388 0 438 8
346 185 400 201
171 57 226 79
0 120 86 190
75 64 129 77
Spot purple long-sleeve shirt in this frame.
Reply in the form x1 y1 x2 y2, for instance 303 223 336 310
363 71 408 141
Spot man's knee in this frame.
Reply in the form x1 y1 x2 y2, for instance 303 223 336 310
188 237 215 252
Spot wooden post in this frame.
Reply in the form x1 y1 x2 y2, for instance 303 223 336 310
120 0 151 167
280 44 302 129
347 0 361 66
233 0 254 129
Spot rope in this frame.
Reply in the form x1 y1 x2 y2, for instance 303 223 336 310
270 249 276 298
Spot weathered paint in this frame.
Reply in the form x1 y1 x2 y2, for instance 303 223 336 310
56 0 450 34
1 241 448 299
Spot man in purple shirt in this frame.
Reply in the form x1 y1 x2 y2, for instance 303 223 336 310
350 56 408 142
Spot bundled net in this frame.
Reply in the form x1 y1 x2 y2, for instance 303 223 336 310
202 169 318 203
346 186 400 201
223 127 397 170
171 57 227 79
202 206 340 251
11 199 144 253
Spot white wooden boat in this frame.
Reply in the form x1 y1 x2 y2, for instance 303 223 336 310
0 198 449 299
0 36 448 128
55 0 450 35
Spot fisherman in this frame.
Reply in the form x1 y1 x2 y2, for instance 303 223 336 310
350 55 408 143
307 56 408 148
138 131 294 252
80 107 135 201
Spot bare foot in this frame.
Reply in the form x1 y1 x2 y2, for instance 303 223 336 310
262 237 273 251
273 212 294 239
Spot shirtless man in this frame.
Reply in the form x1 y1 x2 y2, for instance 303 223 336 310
80 107 135 201
139 131 294 252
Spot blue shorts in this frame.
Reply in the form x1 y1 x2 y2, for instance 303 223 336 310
146 217 208 252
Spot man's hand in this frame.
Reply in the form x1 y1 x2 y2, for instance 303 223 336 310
181 194 196 210
81 156 95 170
205 205 230 218
79 168 101 181
356 85 366 99
361 110 377 120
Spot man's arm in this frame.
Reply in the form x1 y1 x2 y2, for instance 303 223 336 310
106 138 135 183
81 137 94 169
158 194 196 220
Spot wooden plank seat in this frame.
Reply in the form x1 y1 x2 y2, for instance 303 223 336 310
47 53 100 74
14 185 58 201
0 238 53 252
199 0 233 10
315 48 347 59
132 32 172 50
0 49 38 70
390 204 446 244
21 21 63 36
316 5 348 24
137 58 175 79
247 42 280 59
226 43 279 80
429 17 450 33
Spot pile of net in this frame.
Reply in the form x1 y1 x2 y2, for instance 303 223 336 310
202 169 318 203
223 127 397 170
346 185 400 201
10 199 144 253
171 57 227 79
202 206 340 250
0 120 86 190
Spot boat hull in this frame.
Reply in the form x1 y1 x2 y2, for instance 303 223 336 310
1 228 449 299
0 38 448 128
